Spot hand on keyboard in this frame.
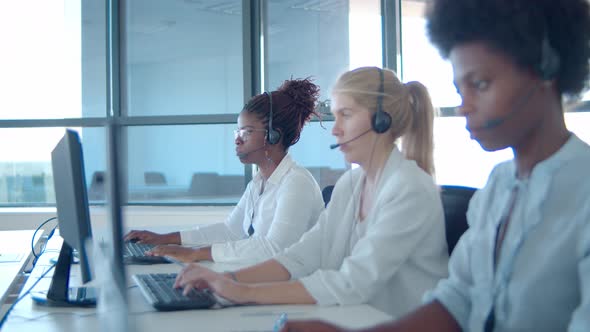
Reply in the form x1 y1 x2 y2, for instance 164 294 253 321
124 242 171 265
125 242 156 257
174 263 246 304
133 273 217 311
124 230 180 245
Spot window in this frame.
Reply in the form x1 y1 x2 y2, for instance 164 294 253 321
119 0 247 204
266 0 383 187
124 0 243 116
0 0 107 207
124 125 244 204
5 0 587 207
0 127 105 207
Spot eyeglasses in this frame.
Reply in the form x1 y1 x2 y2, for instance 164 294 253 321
233 128 267 141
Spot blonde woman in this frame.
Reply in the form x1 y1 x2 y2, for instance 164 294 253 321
174 67 449 318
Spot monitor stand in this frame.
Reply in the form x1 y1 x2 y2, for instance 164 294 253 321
31 242 96 307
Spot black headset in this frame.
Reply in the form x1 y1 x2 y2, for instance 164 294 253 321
538 33 560 81
264 91 281 145
372 68 392 134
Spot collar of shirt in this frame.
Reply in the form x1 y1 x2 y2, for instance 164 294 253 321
244 153 298 237
349 146 403 222
489 133 582 231
252 153 295 190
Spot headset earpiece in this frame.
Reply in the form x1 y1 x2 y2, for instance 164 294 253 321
371 68 392 134
265 92 281 145
538 34 560 81
267 127 280 145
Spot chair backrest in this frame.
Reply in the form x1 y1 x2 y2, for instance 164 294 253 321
88 171 105 200
440 185 477 255
144 171 167 185
188 172 218 196
321 185 335 207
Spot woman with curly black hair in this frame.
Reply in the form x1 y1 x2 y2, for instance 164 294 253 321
125 78 325 265
277 0 590 331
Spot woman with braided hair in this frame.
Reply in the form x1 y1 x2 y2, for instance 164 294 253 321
125 78 325 265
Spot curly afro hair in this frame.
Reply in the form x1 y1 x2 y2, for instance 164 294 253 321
243 78 321 148
426 0 590 98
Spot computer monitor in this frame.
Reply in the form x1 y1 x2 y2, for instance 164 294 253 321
32 129 97 307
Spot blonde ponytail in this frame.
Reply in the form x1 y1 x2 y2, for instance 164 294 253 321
332 67 437 176
401 81 436 176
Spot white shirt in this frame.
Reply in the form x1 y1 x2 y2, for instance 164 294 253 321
180 154 324 265
425 134 590 332
275 147 449 318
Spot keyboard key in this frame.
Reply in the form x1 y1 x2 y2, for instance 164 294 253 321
133 273 217 311
124 242 170 265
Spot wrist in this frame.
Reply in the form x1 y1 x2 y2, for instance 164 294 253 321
236 283 254 304
192 247 212 261
223 271 252 304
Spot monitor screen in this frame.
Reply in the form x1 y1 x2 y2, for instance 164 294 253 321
52 129 93 282
32 129 96 307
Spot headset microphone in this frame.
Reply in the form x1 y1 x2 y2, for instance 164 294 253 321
329 128 372 150
237 145 266 158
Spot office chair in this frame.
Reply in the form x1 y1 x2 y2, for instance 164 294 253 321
144 172 167 185
188 173 218 196
440 185 477 255
322 185 335 207
88 171 106 200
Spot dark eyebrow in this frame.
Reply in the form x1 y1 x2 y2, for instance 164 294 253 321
238 125 256 130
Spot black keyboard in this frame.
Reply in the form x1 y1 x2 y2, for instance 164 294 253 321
124 242 170 265
133 273 217 311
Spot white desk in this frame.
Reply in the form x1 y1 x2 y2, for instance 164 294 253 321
0 231 37 305
2 240 392 332
0 230 38 323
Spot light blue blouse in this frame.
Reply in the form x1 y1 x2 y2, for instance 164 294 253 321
426 134 590 332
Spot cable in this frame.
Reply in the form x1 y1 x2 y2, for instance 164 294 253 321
13 263 56 305
0 271 145 327
4 287 156 325
30 216 58 263
0 263 56 328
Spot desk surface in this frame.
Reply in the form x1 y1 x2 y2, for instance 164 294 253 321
2 238 392 332
5 299 391 332
0 230 36 306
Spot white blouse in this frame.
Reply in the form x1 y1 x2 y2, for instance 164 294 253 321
275 147 449 318
180 154 324 265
